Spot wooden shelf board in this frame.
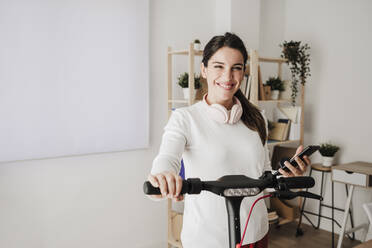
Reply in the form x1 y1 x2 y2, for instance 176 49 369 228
278 217 294 226
248 55 287 63
267 140 300 147
168 50 203 56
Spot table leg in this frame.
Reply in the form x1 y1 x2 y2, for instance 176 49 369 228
336 185 354 248
332 180 334 248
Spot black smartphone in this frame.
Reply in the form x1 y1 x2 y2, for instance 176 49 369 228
279 145 320 173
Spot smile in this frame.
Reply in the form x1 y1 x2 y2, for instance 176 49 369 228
216 82 234 90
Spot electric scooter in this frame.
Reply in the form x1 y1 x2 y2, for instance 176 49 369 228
143 171 322 248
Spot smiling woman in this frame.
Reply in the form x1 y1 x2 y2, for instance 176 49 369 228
0 0 149 162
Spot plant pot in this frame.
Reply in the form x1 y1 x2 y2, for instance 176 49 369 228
322 156 335 167
194 43 201 51
182 88 197 100
271 90 279 100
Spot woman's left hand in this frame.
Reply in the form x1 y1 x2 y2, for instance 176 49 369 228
279 145 311 177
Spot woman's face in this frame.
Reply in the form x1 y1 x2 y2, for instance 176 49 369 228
201 46 245 108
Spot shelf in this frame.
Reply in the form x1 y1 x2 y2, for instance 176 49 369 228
278 217 295 226
248 55 287 63
167 51 285 62
267 140 300 147
168 50 203 56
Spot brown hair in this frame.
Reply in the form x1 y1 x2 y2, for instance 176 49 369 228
202 32 267 145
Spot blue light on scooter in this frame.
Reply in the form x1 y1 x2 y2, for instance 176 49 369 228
223 187 261 197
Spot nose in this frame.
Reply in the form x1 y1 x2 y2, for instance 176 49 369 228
221 69 232 82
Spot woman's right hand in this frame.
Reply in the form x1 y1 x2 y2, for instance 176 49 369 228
147 171 184 202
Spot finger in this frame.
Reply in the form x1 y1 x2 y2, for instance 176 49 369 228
147 174 159 188
165 174 176 198
150 194 163 199
156 174 168 197
285 161 301 176
294 145 303 157
303 155 311 166
175 176 183 197
294 157 306 174
279 168 291 177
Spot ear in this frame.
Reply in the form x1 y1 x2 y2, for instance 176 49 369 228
200 63 207 79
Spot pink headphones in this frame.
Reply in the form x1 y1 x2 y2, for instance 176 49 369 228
202 94 243 124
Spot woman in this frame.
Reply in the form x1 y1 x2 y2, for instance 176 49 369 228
148 32 310 247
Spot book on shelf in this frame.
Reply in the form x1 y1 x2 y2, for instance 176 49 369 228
263 85 271 100
275 106 301 141
268 119 291 141
258 65 266 100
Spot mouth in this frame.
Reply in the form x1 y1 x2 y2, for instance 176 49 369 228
216 82 235 90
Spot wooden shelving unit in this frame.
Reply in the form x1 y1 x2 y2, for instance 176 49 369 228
166 43 202 248
248 49 305 226
165 45 305 247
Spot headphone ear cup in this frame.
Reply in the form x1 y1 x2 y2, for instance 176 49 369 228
228 103 243 124
210 104 229 123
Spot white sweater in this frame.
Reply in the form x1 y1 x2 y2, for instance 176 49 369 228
151 101 272 247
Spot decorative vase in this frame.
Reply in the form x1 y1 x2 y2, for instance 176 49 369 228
194 43 201 51
322 156 334 167
182 88 197 100
271 90 279 100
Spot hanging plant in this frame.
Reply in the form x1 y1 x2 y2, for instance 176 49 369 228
280 41 311 105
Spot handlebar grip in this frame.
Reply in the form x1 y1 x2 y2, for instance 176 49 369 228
143 181 161 195
143 178 202 195
278 176 315 189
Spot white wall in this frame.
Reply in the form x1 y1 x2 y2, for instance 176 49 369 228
0 0 217 248
260 0 372 240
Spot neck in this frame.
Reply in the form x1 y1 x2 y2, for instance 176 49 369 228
206 94 234 110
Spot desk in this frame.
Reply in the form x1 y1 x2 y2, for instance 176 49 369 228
331 161 372 248
297 164 354 248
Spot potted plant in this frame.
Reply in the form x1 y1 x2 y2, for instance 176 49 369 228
318 143 340 167
265 77 285 100
280 41 311 105
177 72 201 100
194 39 201 50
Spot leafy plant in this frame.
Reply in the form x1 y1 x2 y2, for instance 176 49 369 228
177 72 201 89
194 39 201 44
265 77 285 91
319 143 340 157
280 41 311 105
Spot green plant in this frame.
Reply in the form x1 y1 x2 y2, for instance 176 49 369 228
194 39 201 44
319 143 340 157
177 72 201 89
280 40 311 105
265 77 285 91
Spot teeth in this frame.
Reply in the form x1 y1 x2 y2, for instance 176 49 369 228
218 83 233 89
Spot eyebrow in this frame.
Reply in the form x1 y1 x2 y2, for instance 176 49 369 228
211 61 244 66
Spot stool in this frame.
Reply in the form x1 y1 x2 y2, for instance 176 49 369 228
296 164 355 248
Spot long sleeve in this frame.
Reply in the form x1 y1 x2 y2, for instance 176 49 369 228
151 109 189 175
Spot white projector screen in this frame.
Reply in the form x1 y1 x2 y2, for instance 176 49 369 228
0 0 149 162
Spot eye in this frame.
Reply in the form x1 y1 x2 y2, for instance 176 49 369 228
214 65 223 69
232 67 243 71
